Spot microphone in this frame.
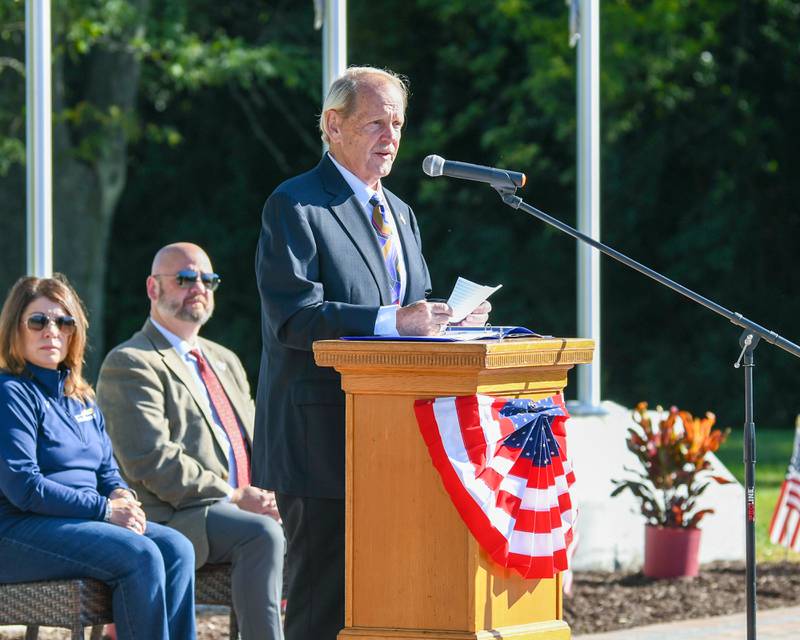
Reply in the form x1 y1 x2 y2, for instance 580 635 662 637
422 155 526 190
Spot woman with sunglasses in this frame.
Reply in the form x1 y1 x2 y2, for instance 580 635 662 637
0 274 196 640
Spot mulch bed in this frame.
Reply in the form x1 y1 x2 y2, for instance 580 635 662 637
2 561 798 638
564 560 800 635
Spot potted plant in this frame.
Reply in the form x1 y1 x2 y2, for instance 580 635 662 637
611 402 732 578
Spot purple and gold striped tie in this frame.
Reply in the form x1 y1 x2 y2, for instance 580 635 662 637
369 193 401 305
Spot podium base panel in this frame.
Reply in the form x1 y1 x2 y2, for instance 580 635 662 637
338 620 571 640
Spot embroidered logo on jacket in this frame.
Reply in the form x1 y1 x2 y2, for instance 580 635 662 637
73 407 95 422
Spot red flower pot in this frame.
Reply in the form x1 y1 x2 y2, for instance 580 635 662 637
643 525 702 579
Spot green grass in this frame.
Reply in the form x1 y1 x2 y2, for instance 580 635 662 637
715 428 800 562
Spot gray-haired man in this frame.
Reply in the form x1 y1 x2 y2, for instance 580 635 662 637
254 67 490 640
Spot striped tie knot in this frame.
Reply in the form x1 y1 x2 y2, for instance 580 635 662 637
369 194 392 239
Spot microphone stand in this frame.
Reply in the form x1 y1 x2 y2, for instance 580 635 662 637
494 186 800 640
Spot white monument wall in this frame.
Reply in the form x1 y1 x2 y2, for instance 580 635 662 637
567 401 745 571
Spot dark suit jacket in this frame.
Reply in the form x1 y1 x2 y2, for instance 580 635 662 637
96 319 256 566
254 154 431 499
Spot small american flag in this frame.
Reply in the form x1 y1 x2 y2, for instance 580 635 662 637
769 419 800 551
413 393 575 579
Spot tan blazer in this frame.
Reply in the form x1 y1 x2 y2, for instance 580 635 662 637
96 319 256 566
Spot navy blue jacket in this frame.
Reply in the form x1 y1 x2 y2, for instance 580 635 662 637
0 363 128 523
253 155 431 498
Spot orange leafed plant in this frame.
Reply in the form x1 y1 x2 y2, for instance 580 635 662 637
611 402 733 528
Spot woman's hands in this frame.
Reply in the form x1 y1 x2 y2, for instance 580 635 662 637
108 488 147 535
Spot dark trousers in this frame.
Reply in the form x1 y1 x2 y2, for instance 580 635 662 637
276 493 344 640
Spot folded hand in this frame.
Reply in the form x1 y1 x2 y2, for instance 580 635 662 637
108 496 147 535
231 486 282 523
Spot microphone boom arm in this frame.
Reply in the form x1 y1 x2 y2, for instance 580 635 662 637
496 187 799 640
497 191 800 359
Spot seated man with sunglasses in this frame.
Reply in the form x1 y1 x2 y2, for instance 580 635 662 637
96 242 285 640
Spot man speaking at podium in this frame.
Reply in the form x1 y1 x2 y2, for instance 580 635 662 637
254 66 490 640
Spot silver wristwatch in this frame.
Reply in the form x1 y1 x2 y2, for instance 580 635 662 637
104 499 113 522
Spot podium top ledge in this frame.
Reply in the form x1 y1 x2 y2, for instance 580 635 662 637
313 336 594 372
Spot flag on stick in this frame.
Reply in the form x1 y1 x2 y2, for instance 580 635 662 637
413 393 576 580
768 417 800 552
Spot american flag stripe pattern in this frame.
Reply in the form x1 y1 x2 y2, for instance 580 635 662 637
769 469 800 551
769 422 800 552
413 393 575 579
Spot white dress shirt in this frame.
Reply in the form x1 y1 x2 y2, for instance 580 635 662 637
328 152 407 336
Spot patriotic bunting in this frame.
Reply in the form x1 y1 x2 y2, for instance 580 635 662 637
413 393 575 580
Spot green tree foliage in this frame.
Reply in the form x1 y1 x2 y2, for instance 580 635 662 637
598 0 800 427
346 0 800 427
350 0 579 332
3 1 800 428
0 0 318 372
103 2 321 377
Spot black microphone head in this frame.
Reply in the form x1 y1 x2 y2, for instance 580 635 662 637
422 154 445 177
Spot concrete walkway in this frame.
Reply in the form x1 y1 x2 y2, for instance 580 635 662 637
574 605 800 639
4 607 799 639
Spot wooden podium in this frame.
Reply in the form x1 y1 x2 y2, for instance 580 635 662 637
313 336 594 640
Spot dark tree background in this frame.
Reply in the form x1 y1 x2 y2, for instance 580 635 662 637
2 1 799 428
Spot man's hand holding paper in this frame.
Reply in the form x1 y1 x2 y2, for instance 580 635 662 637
397 300 453 336
446 277 501 327
396 278 498 336
451 300 492 327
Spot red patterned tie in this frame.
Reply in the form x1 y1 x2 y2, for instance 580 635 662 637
190 349 251 487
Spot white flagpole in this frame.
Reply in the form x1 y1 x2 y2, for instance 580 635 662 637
573 0 603 413
321 0 347 109
25 0 53 278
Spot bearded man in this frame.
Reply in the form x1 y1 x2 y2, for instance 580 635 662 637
97 242 285 640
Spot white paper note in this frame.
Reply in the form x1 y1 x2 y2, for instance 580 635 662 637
446 277 503 323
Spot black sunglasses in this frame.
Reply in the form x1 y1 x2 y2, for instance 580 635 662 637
154 270 221 291
25 312 77 335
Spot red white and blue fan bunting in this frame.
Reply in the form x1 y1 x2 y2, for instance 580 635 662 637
414 393 575 579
